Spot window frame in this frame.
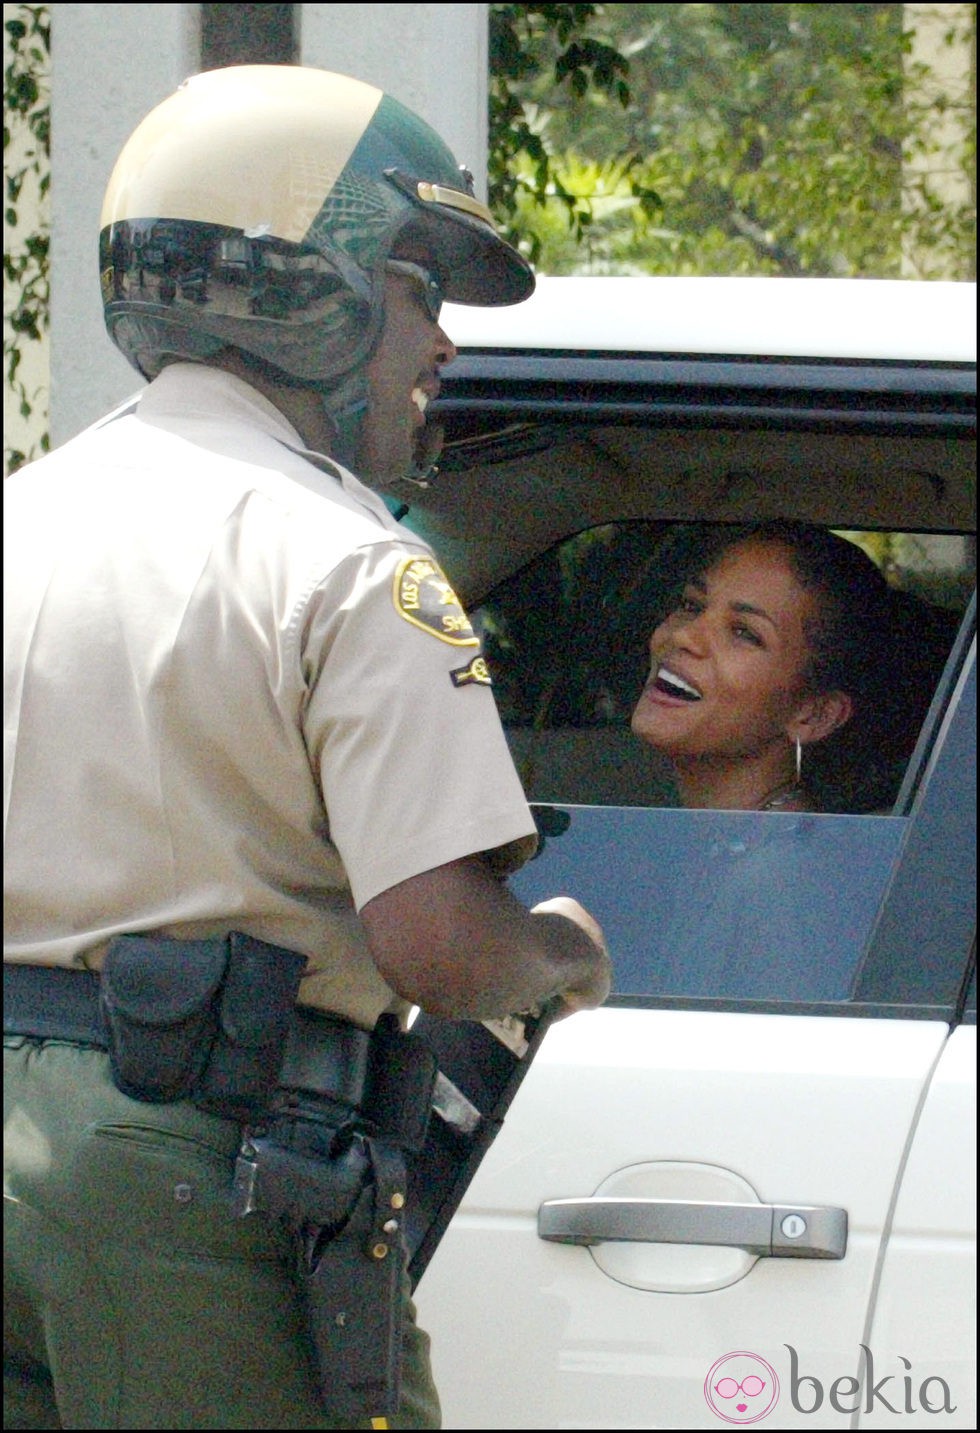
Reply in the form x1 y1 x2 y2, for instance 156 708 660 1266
437 352 976 441
432 343 976 1023
851 611 976 1010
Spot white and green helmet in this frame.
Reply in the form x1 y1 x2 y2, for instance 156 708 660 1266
99 65 534 396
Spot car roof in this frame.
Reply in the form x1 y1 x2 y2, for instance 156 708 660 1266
406 277 976 608
442 276 977 364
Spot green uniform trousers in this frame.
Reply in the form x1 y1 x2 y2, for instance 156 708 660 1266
3 1037 441 1430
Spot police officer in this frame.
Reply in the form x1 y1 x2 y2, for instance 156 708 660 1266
4 67 610 1431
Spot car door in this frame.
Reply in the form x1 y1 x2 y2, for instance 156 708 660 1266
412 542 976 1431
855 1006 976 1429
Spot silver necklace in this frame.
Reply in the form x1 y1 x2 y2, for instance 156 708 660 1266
758 782 805 811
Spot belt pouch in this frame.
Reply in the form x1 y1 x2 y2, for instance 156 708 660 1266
364 1014 438 1151
100 936 227 1102
195 933 307 1122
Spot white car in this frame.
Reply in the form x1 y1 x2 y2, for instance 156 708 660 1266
405 277 976 1431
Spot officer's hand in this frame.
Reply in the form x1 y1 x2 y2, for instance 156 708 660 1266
530 896 612 1018
362 857 611 1021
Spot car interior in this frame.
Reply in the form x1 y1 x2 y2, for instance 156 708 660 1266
403 417 975 817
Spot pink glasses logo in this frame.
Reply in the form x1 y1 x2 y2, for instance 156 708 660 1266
704 1352 780 1424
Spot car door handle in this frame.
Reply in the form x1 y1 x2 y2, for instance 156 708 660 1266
538 1197 847 1259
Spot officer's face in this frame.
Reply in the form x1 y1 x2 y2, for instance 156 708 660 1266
357 255 457 486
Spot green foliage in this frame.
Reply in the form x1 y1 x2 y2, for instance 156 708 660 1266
489 4 662 262
4 3 50 473
489 2 977 278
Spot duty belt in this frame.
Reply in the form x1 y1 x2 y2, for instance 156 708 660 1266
4 941 556 1418
4 952 396 1123
4 943 555 1288
4 936 436 1422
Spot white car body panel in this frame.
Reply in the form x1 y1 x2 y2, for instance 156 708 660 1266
442 276 977 362
857 1025 977 1429
415 1008 959 1429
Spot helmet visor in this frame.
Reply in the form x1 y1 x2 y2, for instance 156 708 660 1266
386 169 534 307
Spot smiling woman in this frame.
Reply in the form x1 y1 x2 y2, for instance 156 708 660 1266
630 521 902 813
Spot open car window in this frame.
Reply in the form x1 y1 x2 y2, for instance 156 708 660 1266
474 522 975 1014
476 521 972 814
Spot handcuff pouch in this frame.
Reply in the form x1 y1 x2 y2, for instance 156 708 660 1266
100 936 226 1103
195 933 306 1121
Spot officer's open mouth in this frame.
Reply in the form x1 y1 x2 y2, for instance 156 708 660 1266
655 665 702 701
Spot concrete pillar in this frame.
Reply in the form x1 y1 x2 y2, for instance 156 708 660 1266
49 3 199 443
902 3 976 279
298 4 488 200
3 2 50 471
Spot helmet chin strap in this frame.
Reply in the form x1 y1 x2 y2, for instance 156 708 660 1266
400 422 444 489
320 375 443 494
317 369 368 472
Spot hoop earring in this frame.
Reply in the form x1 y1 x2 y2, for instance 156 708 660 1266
795 735 803 786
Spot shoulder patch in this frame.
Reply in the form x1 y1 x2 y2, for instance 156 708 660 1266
450 655 492 688
393 555 480 647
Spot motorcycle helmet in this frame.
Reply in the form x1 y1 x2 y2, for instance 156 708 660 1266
99 65 533 432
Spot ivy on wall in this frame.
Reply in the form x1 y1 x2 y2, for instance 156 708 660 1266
4 3 50 474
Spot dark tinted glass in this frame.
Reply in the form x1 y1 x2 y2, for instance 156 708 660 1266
510 805 904 1003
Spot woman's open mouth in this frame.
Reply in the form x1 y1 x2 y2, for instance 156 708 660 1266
652 664 702 701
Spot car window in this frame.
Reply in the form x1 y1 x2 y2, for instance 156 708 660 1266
962 960 977 1025
479 521 971 813
476 521 974 1012
513 803 907 1003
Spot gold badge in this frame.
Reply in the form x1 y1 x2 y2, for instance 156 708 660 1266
393 556 479 647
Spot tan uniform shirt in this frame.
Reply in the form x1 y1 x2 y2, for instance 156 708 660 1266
4 365 538 1028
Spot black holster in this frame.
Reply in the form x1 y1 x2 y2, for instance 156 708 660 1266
232 1118 408 1420
7 951 555 1421
7 946 555 1419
